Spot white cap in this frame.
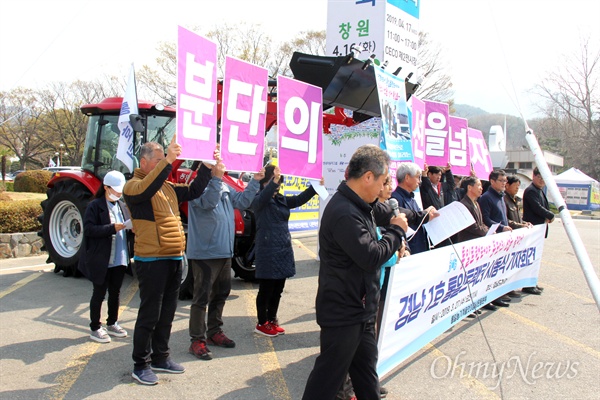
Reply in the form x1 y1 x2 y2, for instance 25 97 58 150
103 170 126 193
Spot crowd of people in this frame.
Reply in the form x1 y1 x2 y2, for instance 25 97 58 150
75 138 553 397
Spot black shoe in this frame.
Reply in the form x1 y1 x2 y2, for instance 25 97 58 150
499 295 512 302
380 386 388 398
483 303 498 311
507 290 522 298
536 285 545 292
492 299 510 307
522 287 542 295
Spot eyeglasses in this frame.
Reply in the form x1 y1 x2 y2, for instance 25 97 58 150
495 179 508 183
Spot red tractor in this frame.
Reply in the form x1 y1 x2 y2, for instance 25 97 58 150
38 52 419 297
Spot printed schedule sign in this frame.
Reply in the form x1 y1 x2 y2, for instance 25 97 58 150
326 0 420 79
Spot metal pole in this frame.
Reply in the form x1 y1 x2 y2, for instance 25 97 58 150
525 129 600 312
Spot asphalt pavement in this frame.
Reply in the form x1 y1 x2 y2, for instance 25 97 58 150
0 220 598 400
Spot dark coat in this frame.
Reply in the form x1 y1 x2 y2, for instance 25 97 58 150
391 186 430 254
457 196 489 242
478 187 509 232
420 169 456 210
78 197 133 285
523 183 554 238
251 180 317 280
504 194 527 229
316 182 405 328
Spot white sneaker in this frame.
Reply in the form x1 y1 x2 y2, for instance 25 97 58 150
106 323 128 338
90 327 111 343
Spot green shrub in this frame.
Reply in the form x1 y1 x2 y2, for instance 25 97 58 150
0 181 14 192
13 170 52 193
0 199 42 233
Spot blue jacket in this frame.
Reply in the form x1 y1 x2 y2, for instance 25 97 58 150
186 175 260 260
251 180 317 280
478 187 509 232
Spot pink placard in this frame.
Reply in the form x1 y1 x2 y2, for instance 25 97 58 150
424 100 449 167
277 76 323 180
410 96 426 168
220 56 267 172
448 116 471 176
468 128 493 180
176 26 218 160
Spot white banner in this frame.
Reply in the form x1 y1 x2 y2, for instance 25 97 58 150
116 64 138 173
377 224 546 377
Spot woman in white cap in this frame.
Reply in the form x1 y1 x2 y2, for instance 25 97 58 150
78 170 133 343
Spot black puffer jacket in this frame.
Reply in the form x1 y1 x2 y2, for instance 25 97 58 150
251 179 317 280
316 182 405 328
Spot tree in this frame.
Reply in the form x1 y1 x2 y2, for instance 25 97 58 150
532 37 600 180
415 32 454 103
0 88 52 170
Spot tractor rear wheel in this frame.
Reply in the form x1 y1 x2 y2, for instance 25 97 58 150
39 181 92 277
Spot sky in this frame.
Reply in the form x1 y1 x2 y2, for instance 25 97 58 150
1 0 598 120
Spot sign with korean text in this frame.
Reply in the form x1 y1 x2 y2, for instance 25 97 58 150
277 76 323 180
448 116 471 176
424 100 450 167
468 128 493 180
326 0 383 62
326 0 420 79
409 95 426 168
377 225 546 378
220 56 267 172
374 66 412 163
177 26 218 160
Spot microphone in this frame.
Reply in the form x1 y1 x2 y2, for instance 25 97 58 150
388 198 400 217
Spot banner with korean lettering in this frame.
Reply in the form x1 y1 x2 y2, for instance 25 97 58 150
424 100 450 167
468 128 493 180
377 225 546 378
220 56 267 172
374 66 413 164
448 116 471 176
409 96 426 168
277 75 323 180
177 26 218 160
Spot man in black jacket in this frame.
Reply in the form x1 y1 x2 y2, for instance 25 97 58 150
303 145 408 400
522 167 554 295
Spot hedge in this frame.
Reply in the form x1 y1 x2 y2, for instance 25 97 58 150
0 199 42 233
14 170 52 193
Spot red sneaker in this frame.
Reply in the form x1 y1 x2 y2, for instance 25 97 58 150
254 322 279 337
270 320 285 335
207 330 236 348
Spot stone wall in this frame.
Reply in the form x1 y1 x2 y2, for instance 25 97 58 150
0 232 45 259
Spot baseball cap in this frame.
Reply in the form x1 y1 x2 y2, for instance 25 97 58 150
103 170 126 193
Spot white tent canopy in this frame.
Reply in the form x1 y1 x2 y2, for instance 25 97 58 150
554 167 599 185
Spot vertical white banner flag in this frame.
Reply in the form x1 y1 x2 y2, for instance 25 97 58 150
117 64 138 173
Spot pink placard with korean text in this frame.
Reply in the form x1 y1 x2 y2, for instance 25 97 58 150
220 56 267 172
410 96 426 168
277 76 323 180
448 116 471 176
176 26 217 160
468 128 493 180
424 100 450 167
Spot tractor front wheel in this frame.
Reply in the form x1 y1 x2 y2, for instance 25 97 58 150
39 181 92 277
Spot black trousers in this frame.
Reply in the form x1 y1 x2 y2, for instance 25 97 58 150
303 321 379 400
89 265 126 331
132 259 181 369
256 278 286 324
